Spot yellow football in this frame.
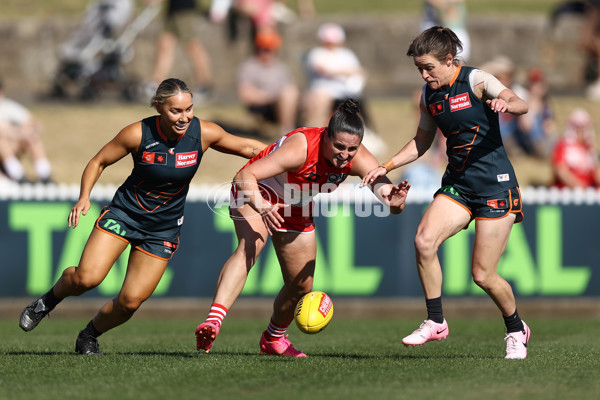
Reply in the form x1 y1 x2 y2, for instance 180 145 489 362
294 291 334 334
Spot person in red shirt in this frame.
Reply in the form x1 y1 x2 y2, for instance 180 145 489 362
552 108 600 188
195 98 410 357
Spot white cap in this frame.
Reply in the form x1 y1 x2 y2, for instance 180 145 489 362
317 23 345 45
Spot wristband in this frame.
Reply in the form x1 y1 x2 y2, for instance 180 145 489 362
380 159 395 172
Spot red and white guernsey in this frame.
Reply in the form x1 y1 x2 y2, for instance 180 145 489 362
242 127 353 207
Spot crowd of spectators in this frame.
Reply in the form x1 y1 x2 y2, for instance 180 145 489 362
2 0 599 190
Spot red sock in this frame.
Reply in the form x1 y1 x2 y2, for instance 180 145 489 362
206 303 228 327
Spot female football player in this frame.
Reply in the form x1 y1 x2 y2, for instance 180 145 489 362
19 78 266 355
361 26 531 359
195 99 410 357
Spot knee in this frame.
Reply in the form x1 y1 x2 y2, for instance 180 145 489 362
288 275 314 297
116 295 144 316
281 84 300 100
471 267 493 291
298 280 313 296
64 266 100 293
414 231 437 259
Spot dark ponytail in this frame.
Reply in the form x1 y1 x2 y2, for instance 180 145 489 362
407 26 463 64
327 98 365 139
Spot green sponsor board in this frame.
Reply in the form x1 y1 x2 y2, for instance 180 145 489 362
213 205 383 296
1 201 597 297
442 206 591 296
8 202 172 296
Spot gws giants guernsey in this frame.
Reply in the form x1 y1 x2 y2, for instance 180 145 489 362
242 127 352 206
423 66 519 196
109 116 202 234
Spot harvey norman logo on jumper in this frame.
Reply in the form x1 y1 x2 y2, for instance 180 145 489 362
176 151 198 168
449 93 472 112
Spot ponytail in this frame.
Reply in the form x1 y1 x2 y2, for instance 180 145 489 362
327 98 365 139
407 26 463 64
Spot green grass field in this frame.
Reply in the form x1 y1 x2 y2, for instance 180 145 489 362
1 317 598 400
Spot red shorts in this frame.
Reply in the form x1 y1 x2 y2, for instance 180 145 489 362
230 184 315 233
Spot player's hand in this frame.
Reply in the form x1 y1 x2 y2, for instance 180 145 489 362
259 202 288 236
486 98 509 113
68 199 90 228
360 165 388 188
383 179 411 214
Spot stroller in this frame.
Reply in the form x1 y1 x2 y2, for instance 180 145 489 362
50 0 161 101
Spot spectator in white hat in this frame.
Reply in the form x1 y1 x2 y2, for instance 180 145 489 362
303 23 367 128
302 23 385 155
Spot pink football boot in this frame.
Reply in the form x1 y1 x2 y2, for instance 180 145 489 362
259 332 307 357
195 321 220 353
402 319 449 346
505 320 531 359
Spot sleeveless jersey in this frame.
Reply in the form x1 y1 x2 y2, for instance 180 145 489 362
242 127 352 206
423 66 519 196
109 116 203 234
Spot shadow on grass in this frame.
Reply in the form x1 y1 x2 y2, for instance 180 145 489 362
394 353 498 360
4 350 195 358
4 350 73 356
253 352 500 361
200 350 498 361
3 350 499 360
116 351 197 358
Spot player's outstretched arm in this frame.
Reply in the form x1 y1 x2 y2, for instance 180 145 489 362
68 122 141 228
201 120 267 159
352 145 410 214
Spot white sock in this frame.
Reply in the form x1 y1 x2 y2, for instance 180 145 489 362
3 157 24 180
34 158 52 180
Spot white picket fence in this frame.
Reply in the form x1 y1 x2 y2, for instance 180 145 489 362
2 181 600 205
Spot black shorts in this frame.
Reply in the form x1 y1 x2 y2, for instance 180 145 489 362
95 207 180 260
434 185 524 224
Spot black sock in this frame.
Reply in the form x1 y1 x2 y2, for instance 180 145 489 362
425 297 444 324
41 288 63 311
84 320 103 338
503 310 524 333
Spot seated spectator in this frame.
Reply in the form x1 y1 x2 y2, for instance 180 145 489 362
551 108 600 188
302 23 367 127
302 23 385 155
0 79 53 184
513 67 557 158
236 28 300 136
